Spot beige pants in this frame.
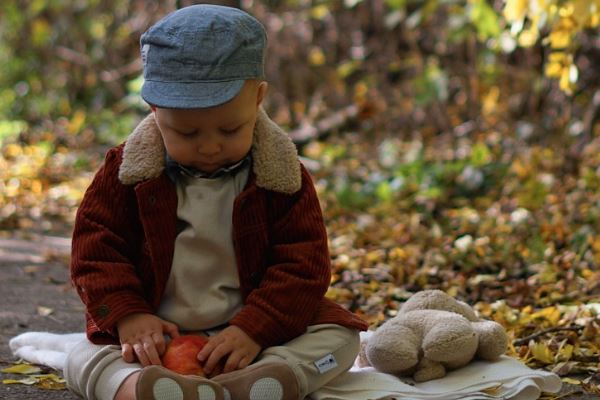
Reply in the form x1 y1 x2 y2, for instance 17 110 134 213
64 324 359 400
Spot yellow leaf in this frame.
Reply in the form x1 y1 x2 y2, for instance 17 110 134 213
559 67 574 94
572 0 594 26
32 374 66 390
31 18 51 47
531 306 561 325
562 377 582 385
68 109 86 135
549 29 572 49
511 159 530 179
548 17 577 49
32 373 65 383
557 343 574 360
337 60 360 79
31 179 43 195
1 364 42 375
518 27 539 47
2 373 66 390
36 378 67 390
504 0 528 23
482 86 500 117
3 377 38 385
309 47 326 66
310 5 330 20
4 143 23 158
530 342 555 363
545 61 563 78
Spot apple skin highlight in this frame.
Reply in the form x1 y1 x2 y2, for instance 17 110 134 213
161 335 209 376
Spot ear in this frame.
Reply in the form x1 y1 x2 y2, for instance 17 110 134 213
256 81 268 107
150 105 157 113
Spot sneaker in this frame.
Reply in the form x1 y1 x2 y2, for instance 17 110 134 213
212 362 299 400
136 365 225 400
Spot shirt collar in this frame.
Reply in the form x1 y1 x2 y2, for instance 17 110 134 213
165 153 251 181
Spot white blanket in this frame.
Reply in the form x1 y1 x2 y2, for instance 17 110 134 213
9 332 561 400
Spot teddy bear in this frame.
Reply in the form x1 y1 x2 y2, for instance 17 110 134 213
359 289 508 382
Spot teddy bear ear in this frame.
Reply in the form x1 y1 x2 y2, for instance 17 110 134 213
400 290 478 321
472 321 508 360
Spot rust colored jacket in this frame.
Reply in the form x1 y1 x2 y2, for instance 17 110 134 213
71 109 368 347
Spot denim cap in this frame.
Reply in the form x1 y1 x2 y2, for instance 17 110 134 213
140 5 266 109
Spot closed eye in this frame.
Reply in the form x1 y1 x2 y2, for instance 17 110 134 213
177 129 197 136
220 125 242 135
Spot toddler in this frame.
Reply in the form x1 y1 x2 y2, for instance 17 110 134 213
65 5 367 400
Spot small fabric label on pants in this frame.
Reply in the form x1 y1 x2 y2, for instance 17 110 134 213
314 353 338 374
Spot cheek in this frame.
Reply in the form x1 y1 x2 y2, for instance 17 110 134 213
162 134 191 160
233 129 254 155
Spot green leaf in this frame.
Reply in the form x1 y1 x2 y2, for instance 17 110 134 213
468 0 501 40
385 0 406 10
375 181 393 202
470 142 492 167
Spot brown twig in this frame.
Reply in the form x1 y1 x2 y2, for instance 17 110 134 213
289 104 359 144
56 46 92 67
513 325 583 346
539 281 600 306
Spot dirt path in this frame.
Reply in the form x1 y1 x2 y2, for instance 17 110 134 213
0 232 81 399
0 231 596 399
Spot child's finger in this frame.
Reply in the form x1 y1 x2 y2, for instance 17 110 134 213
238 354 251 370
121 343 135 363
203 342 231 374
134 343 150 366
143 338 162 365
152 332 166 355
223 351 244 374
197 338 218 362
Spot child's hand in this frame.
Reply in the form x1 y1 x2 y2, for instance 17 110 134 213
117 313 180 367
197 325 261 377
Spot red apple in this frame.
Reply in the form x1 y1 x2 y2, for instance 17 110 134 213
162 335 209 376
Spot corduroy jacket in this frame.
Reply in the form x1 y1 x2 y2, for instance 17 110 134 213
71 108 368 348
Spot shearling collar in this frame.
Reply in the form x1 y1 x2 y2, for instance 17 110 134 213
118 108 301 194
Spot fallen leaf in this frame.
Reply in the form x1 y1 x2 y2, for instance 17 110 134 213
3 377 38 385
2 373 66 390
37 306 54 316
1 364 42 375
530 341 555 363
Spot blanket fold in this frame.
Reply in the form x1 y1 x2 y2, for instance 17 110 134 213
8 331 562 400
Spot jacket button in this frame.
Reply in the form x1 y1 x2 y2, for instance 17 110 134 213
148 195 156 205
97 305 110 318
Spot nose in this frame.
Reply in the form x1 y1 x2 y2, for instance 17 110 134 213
197 136 221 156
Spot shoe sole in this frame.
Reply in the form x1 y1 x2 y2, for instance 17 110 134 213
213 362 299 400
136 365 225 400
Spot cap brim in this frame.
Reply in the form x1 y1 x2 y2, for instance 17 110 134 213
141 79 245 109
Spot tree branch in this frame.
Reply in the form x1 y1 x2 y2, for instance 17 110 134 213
513 325 583 346
289 104 359 145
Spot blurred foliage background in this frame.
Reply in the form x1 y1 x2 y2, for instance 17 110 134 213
0 0 599 302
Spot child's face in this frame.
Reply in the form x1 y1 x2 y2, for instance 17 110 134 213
153 80 268 174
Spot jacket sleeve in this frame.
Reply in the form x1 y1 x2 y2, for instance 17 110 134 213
230 166 332 347
71 146 153 337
